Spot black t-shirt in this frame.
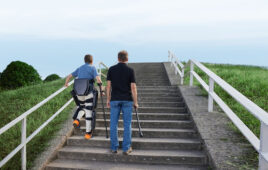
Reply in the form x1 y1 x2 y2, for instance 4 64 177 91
107 63 136 101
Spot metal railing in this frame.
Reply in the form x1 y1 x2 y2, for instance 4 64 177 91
168 51 268 170
0 80 74 170
98 62 109 79
168 51 185 85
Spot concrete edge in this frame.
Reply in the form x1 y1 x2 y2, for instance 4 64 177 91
162 62 181 86
31 109 75 170
163 62 257 170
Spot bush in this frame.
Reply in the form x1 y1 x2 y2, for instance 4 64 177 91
0 61 41 89
44 74 61 82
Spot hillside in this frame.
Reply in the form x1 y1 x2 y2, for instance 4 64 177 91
183 63 267 167
0 79 75 170
184 63 267 137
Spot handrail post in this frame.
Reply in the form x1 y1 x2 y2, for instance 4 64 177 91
170 54 173 67
189 61 194 86
259 122 268 170
181 67 184 85
21 118 26 170
208 77 214 112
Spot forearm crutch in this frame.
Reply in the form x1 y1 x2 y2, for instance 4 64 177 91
98 84 109 138
134 107 143 137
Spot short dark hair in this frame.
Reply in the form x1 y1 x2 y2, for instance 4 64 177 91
84 54 93 63
118 50 128 62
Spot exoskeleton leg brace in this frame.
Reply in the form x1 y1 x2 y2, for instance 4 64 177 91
75 93 94 134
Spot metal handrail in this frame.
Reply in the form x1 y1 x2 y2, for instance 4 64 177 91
98 62 109 79
168 51 184 84
0 80 74 170
168 52 268 170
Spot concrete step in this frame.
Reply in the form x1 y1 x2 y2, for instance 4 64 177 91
135 68 166 71
137 89 180 93
136 78 169 82
129 62 164 65
134 93 180 97
67 136 202 150
99 92 181 97
136 72 167 75
135 102 184 107
96 102 184 108
136 79 168 83
136 83 170 86
100 92 179 97
46 159 208 170
79 119 193 129
138 97 182 102
136 73 167 76
136 76 168 79
136 86 178 90
99 97 183 102
74 127 198 138
95 112 190 120
136 76 167 79
95 107 187 113
57 146 207 165
135 71 166 73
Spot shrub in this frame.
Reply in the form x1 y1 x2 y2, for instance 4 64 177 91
0 61 41 89
44 74 61 82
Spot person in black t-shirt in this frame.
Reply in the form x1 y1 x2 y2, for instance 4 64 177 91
106 50 138 155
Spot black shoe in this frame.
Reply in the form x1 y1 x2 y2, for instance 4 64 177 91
123 147 132 155
111 150 118 154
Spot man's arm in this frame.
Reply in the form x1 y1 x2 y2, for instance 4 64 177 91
64 74 73 87
131 83 138 108
106 80 111 108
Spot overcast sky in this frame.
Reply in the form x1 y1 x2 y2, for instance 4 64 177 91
0 0 267 78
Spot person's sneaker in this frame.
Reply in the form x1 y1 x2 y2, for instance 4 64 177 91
123 147 132 155
73 120 80 129
111 150 118 154
84 133 92 140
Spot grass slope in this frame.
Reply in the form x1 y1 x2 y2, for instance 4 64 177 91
184 63 268 136
0 79 75 170
183 63 267 168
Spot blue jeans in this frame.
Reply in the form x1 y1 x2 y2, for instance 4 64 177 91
110 101 133 152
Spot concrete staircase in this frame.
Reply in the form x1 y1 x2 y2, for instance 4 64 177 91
45 63 208 170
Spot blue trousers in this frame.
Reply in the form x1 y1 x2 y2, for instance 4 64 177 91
110 101 133 152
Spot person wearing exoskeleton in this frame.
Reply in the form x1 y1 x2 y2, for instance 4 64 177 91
65 54 103 140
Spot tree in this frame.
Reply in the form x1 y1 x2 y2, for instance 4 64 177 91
44 74 61 82
0 61 41 89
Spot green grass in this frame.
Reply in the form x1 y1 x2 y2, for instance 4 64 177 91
0 79 75 170
0 73 108 170
183 63 268 136
183 63 267 168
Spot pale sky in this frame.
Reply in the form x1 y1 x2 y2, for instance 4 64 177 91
0 0 267 78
